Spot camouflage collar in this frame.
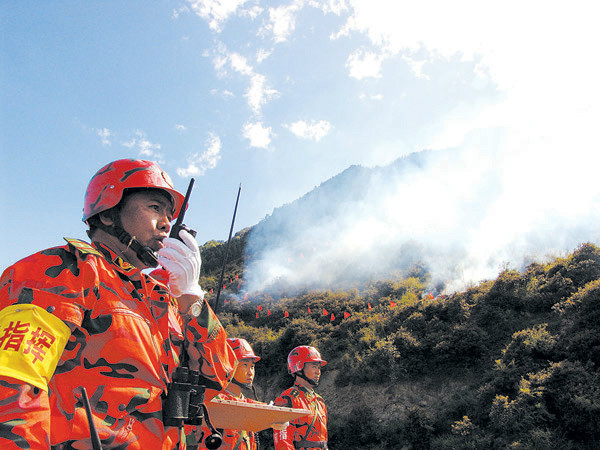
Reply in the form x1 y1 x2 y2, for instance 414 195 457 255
92 241 140 278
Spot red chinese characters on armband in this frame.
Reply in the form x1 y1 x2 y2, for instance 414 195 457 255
0 320 57 364
0 305 71 391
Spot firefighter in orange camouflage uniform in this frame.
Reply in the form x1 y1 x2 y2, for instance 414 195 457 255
273 346 328 450
197 338 261 450
195 338 290 450
0 158 236 450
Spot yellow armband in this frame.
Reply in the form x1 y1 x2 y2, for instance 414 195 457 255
0 304 71 391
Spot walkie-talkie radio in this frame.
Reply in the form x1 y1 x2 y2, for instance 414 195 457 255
170 178 197 240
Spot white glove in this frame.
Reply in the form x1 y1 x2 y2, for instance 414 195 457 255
157 229 205 298
272 421 289 431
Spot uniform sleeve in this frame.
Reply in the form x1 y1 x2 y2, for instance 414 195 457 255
0 248 93 450
0 376 50 450
0 264 61 450
183 299 236 398
273 392 292 408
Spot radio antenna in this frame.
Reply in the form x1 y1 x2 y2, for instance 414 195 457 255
213 184 241 314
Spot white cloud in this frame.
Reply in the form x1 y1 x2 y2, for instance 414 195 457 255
176 133 222 177
240 5 263 20
138 139 161 158
256 48 272 63
359 93 383 101
209 88 235 98
186 0 250 32
211 44 250 77
309 0 348 15
212 55 229 76
261 1 304 43
175 124 187 131
246 74 279 114
402 55 429 80
229 52 254 76
284 119 332 141
210 43 279 114
172 5 189 19
346 49 383 79
336 1 600 142
243 121 273 148
96 128 111 146
122 130 162 160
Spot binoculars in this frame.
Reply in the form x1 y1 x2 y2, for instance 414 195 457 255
163 366 223 450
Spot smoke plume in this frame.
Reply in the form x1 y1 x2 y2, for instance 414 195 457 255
243 127 600 295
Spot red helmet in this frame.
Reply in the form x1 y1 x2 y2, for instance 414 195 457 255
83 159 186 222
287 346 326 374
227 338 261 362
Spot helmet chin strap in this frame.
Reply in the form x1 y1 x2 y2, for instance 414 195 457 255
95 220 159 268
296 370 319 387
231 378 253 390
114 225 159 268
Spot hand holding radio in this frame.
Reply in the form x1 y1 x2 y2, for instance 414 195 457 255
156 178 204 298
158 229 204 299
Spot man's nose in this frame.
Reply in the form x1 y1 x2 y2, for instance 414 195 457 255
158 213 171 232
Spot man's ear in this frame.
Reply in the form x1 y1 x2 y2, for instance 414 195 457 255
99 210 115 226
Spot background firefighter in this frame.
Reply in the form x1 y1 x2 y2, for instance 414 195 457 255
272 346 328 450
0 158 236 450
196 338 289 450
197 338 260 450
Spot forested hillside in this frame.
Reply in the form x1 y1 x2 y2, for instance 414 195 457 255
200 237 600 450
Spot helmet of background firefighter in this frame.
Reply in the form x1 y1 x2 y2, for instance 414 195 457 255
287 346 327 375
227 338 261 362
82 159 186 223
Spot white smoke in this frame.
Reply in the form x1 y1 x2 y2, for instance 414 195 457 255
243 126 600 294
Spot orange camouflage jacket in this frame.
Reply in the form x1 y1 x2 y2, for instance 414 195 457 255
273 383 327 450
0 238 235 450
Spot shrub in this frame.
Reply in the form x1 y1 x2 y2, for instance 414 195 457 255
391 328 426 376
498 324 558 373
451 415 474 436
328 405 381 449
541 361 600 444
555 279 600 369
486 269 527 310
361 337 400 383
405 407 434 450
432 324 488 368
276 317 324 355
487 361 599 448
562 243 600 289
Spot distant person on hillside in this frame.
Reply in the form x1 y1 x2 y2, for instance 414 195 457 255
273 345 328 450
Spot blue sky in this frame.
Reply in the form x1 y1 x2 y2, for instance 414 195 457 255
2 1 600 289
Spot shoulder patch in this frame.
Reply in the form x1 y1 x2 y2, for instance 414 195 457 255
63 238 103 258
